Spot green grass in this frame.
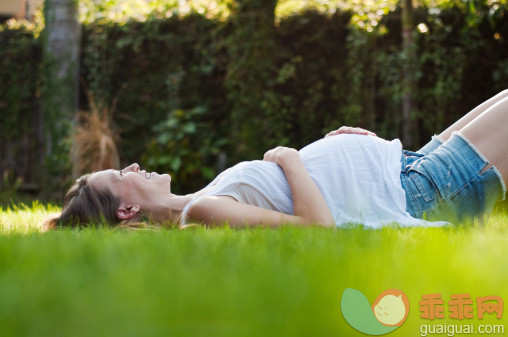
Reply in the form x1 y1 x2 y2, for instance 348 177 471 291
0 203 506 337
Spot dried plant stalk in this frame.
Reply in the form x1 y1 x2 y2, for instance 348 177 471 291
71 91 120 179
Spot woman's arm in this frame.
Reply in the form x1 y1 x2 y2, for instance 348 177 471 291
186 195 308 228
187 147 335 228
263 146 334 226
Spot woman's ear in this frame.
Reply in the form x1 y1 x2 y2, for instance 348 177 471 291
117 203 141 220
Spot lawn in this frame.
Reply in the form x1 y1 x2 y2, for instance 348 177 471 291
0 202 506 337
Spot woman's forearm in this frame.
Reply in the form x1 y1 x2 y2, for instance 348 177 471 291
280 158 335 226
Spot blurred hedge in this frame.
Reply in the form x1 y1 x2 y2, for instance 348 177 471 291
1 2 507 195
0 22 42 192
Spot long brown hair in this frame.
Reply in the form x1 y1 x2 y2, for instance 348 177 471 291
43 174 194 231
43 174 121 230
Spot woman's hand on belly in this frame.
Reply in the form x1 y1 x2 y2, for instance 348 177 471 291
263 146 335 227
325 126 377 137
263 146 301 168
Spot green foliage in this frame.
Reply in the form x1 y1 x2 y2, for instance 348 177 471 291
78 13 228 193
39 49 74 197
415 6 467 135
1 0 507 195
0 21 42 193
223 0 280 161
0 23 41 141
275 9 352 147
144 107 228 194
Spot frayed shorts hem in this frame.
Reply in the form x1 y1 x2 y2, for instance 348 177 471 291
452 131 506 201
401 132 506 223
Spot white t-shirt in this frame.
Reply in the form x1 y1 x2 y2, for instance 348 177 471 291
181 134 448 228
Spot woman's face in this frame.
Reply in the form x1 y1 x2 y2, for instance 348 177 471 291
88 163 172 208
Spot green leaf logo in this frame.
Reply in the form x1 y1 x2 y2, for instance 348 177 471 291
341 288 410 335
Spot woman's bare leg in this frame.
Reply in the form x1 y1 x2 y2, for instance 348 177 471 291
437 89 508 142
457 95 508 184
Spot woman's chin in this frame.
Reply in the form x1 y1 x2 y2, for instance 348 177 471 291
159 173 172 190
162 173 172 182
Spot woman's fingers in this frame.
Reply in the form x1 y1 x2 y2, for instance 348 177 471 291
264 147 287 161
263 149 273 162
263 146 299 166
325 126 376 137
263 147 279 163
263 146 281 161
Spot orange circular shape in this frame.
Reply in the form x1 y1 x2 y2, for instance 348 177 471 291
371 289 410 327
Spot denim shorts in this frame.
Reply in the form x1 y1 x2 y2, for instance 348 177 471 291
400 132 507 223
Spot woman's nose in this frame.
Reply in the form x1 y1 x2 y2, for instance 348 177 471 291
124 163 140 172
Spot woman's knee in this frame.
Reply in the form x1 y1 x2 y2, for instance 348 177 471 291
496 89 508 100
495 95 508 110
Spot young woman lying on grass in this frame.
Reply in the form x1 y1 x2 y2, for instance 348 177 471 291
44 90 508 230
